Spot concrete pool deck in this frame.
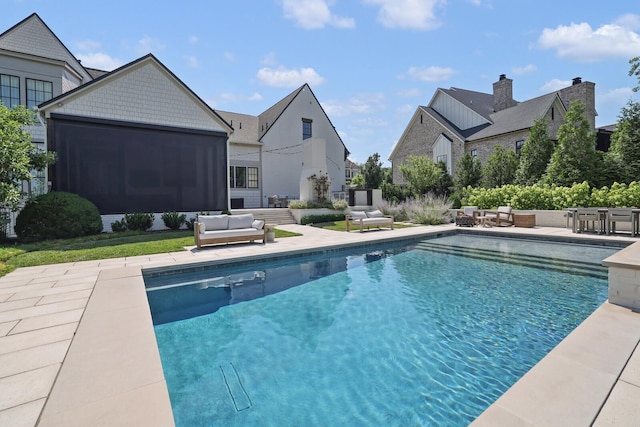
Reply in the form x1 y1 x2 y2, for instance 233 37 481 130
0 224 639 426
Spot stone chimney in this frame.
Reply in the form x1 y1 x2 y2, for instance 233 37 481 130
557 77 596 130
493 74 517 112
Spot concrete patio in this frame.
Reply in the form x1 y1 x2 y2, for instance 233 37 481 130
1 223 639 426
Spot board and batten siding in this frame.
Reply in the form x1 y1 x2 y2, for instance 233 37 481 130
431 91 487 130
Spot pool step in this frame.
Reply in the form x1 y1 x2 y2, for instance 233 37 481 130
415 242 609 279
220 362 252 412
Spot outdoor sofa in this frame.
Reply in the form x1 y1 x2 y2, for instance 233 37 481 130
194 213 265 248
346 210 394 232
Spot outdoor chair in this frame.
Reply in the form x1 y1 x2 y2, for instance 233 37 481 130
484 206 514 227
576 208 605 234
607 208 635 236
455 206 478 227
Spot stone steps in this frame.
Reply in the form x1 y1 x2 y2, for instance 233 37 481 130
231 208 297 225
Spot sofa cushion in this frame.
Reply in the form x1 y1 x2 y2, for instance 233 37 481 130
350 211 367 219
366 210 384 218
228 214 254 230
252 219 265 230
199 215 228 232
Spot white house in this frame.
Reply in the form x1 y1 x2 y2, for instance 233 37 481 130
218 84 349 208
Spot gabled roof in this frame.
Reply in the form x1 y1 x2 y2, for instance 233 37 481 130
0 13 92 82
438 87 495 121
467 92 559 141
39 54 232 133
217 111 260 144
258 85 305 139
258 83 348 155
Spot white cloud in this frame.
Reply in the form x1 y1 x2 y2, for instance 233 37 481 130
224 52 236 62
256 66 325 87
512 64 537 75
598 87 634 105
539 78 571 93
364 0 444 30
322 93 385 117
75 52 124 71
185 55 199 68
188 35 199 44
281 0 355 29
404 65 455 81
534 18 640 62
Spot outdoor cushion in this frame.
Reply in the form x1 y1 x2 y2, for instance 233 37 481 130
228 214 254 230
252 219 265 230
366 210 384 218
199 215 229 232
350 211 367 219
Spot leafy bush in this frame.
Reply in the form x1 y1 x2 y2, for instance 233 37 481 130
300 213 346 225
15 191 103 241
185 217 196 231
161 211 187 230
460 181 640 210
288 200 335 209
110 219 127 233
123 212 154 231
331 199 348 211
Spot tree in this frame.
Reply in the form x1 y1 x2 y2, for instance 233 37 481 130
543 102 599 187
362 153 384 189
515 118 555 185
0 103 56 210
630 56 640 92
433 161 454 197
399 155 442 197
482 145 518 188
606 100 640 183
350 173 365 189
453 153 483 192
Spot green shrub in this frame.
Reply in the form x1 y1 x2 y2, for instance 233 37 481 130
185 217 196 231
110 219 127 233
161 211 186 230
331 199 348 211
123 212 154 231
288 200 333 209
15 192 103 241
377 194 452 224
300 213 346 225
460 181 640 210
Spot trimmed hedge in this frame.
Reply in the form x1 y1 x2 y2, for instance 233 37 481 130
15 192 103 241
300 213 346 225
461 181 640 210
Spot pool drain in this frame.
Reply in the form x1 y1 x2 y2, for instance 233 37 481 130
219 362 252 411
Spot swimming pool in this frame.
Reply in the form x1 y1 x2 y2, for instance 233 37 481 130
146 235 619 426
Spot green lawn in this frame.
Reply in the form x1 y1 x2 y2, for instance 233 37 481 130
0 228 301 276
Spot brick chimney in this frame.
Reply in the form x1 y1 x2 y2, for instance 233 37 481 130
493 74 517 112
557 77 596 130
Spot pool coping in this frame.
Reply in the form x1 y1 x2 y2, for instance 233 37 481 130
3 224 639 426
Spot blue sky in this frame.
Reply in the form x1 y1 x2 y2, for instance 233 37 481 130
4 0 640 165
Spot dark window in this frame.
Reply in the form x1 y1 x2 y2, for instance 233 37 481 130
471 150 477 157
302 119 312 140
551 107 555 121
515 140 525 157
26 78 52 110
1 74 20 107
230 166 259 189
436 155 447 164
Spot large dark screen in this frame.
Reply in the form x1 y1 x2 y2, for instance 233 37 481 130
49 116 228 214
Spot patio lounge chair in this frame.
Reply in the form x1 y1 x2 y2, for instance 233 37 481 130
455 206 478 227
484 206 514 227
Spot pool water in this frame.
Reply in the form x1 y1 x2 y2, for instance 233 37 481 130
147 235 618 427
